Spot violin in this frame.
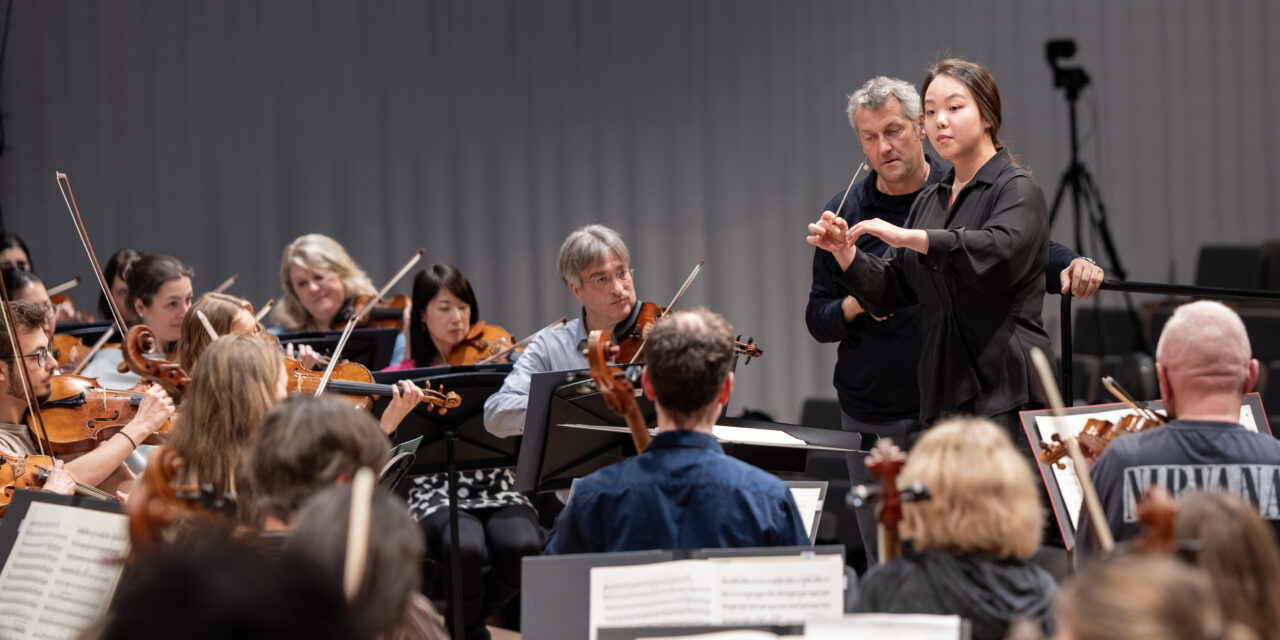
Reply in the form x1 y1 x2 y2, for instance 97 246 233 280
283 357 460 414
612 301 765 364
0 452 118 517
612 302 663 364
1039 411 1163 469
334 294 410 331
52 333 94 372
33 375 174 454
49 293 94 323
586 330 650 453
448 321 515 366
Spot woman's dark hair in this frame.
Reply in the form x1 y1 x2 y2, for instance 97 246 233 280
98 248 142 320
407 264 479 366
0 233 32 272
126 254 193 310
922 58 1005 150
1 266 42 298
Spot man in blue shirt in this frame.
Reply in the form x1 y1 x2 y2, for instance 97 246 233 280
546 308 809 554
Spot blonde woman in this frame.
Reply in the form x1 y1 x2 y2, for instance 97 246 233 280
852 417 1055 640
167 334 287 506
177 292 259 372
271 233 404 368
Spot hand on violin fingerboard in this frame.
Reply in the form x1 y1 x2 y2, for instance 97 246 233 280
378 380 425 435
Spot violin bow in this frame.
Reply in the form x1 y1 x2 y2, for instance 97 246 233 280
477 316 568 365
1101 376 1167 425
627 259 704 364
0 274 51 458
254 298 275 323
316 249 423 395
71 327 116 376
56 173 131 334
195 310 220 341
1030 347 1115 552
343 466 375 602
832 159 870 220
45 277 79 296
211 273 238 295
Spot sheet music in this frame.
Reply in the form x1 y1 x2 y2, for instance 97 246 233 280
590 555 843 640
637 632 798 640
805 614 963 639
711 426 806 447
590 560 718 638
0 502 130 640
787 487 823 541
1036 404 1256 528
712 556 844 625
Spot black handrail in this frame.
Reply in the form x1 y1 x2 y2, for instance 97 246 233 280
1060 280 1280 402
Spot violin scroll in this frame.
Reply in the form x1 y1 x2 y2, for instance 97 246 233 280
586 330 650 453
865 438 908 562
121 324 190 401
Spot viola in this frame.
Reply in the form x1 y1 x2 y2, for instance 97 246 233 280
283 357 460 414
865 438 907 562
585 330 650 453
33 375 174 454
0 452 118 517
1133 485 1177 555
334 294 410 331
448 321 515 366
128 445 236 552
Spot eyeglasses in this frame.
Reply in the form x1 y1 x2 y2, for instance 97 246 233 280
3 347 50 368
585 267 634 292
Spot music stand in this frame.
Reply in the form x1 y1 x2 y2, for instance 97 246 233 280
370 363 518 640
515 369 864 495
515 367 657 494
52 319 114 342
275 327 400 371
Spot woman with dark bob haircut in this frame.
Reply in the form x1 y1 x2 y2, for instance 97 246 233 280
386 263 514 369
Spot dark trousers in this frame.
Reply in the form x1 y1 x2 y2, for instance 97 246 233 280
420 504 543 640
841 412 921 570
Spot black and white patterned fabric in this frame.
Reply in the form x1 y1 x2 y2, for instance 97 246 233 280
405 468 532 520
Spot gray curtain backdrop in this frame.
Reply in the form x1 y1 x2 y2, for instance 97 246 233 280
5 1 1278 422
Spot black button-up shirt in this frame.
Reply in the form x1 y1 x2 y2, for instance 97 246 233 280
836 148 1052 422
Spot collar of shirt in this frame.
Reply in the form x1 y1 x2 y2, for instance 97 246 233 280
575 302 642 353
646 429 724 454
939 147 1011 190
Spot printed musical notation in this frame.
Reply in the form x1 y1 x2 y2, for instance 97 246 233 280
0 502 130 640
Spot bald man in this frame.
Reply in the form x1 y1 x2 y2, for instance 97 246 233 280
1076 301 1280 551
